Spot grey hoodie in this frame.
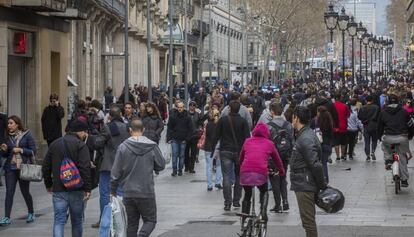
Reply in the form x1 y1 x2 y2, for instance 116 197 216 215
111 136 166 198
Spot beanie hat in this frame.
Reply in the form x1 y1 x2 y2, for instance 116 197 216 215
69 120 89 133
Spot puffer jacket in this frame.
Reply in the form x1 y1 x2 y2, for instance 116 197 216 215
240 123 285 177
1 130 36 172
290 126 327 193
347 106 363 132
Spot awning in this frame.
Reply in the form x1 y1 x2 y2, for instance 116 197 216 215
202 71 218 77
67 75 78 87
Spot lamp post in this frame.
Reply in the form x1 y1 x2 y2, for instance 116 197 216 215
338 7 349 85
368 36 374 84
378 37 384 81
324 2 338 88
124 0 129 104
388 39 394 76
374 36 378 82
168 0 174 110
146 0 152 102
362 32 370 83
356 22 366 83
347 16 357 87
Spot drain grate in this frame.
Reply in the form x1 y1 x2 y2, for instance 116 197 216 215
402 214 414 217
190 179 207 183
187 220 237 225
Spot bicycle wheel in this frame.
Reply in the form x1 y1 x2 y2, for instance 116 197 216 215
395 178 400 194
258 222 267 237
242 219 253 237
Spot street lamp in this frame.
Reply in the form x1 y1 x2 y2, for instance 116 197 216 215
324 2 338 88
338 7 349 85
388 39 394 76
356 22 366 82
362 32 370 83
368 36 374 84
374 36 379 81
347 16 357 87
378 37 384 81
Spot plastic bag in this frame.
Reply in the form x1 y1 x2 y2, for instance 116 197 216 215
99 204 112 237
111 196 127 237
161 144 172 165
315 187 345 214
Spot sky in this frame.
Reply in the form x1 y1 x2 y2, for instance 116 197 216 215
376 0 390 35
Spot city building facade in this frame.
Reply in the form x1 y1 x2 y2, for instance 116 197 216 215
344 0 376 35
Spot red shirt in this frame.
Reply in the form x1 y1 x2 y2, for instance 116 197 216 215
334 101 350 133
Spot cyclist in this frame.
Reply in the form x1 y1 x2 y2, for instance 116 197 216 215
239 122 285 225
378 94 411 187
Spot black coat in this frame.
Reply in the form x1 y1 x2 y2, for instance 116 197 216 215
166 110 194 142
204 120 217 152
0 113 7 144
41 105 65 141
42 134 92 192
378 104 410 138
214 113 250 153
142 115 164 143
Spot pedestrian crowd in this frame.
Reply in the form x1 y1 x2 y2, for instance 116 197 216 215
0 74 413 237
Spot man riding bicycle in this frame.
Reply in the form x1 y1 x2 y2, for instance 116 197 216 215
378 94 411 187
239 122 285 225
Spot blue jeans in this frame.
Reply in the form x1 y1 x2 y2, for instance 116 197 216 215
205 151 222 188
53 191 85 237
171 141 186 173
99 171 123 215
220 151 242 206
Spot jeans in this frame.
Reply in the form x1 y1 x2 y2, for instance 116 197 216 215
205 151 222 188
363 130 378 157
123 197 157 237
269 162 289 208
220 151 242 206
382 135 410 181
4 170 33 218
321 144 332 183
295 191 318 237
99 171 123 215
184 138 198 172
171 141 186 173
53 191 85 237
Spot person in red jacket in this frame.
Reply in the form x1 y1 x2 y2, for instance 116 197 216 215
239 122 285 225
333 93 350 161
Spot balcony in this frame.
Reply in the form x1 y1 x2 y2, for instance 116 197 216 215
191 19 209 37
50 0 87 19
96 0 126 19
10 0 66 12
0 0 11 7
172 1 194 18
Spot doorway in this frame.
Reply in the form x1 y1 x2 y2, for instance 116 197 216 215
7 56 27 122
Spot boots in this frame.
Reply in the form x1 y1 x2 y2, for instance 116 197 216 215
241 200 251 229
260 192 269 222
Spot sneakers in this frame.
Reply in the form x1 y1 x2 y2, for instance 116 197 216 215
171 171 177 177
189 170 196 174
270 206 282 213
224 205 231 211
348 155 354 160
178 171 183 176
233 202 241 208
91 221 100 228
402 180 409 187
26 213 35 223
336 157 341 161
0 217 11 226
366 156 371 162
328 158 333 164
341 156 347 161
215 184 223 190
371 153 376 161
207 187 213 191
282 202 290 211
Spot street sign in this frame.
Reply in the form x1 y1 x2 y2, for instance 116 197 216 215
326 42 334 62
269 60 276 71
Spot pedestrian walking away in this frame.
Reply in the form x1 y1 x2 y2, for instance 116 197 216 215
111 119 166 237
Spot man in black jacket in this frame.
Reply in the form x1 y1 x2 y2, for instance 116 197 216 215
358 95 380 161
290 106 327 237
42 120 91 237
214 100 250 211
184 101 201 173
41 93 65 146
166 100 194 176
378 94 411 187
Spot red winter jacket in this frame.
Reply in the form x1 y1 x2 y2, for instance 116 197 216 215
240 122 285 177
334 101 350 133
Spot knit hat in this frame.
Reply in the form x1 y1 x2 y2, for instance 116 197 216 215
69 120 89 133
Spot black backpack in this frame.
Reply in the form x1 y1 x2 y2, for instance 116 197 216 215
268 121 293 160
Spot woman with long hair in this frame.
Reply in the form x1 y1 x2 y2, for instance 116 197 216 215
142 102 164 144
311 106 334 183
203 107 222 191
0 116 36 226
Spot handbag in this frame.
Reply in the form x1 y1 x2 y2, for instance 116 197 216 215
20 151 43 182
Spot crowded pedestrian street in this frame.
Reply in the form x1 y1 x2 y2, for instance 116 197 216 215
1 137 414 237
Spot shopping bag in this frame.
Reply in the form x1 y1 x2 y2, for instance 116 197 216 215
99 204 112 237
162 144 172 165
111 196 127 237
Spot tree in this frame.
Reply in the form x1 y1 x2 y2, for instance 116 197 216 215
386 0 406 58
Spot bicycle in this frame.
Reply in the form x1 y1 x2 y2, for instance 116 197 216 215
389 143 401 194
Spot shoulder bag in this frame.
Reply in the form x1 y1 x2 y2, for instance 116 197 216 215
20 151 43 182
227 116 240 155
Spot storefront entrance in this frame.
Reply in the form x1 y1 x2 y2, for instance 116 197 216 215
7 56 27 123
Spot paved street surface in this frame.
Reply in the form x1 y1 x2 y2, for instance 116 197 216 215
2 140 414 236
